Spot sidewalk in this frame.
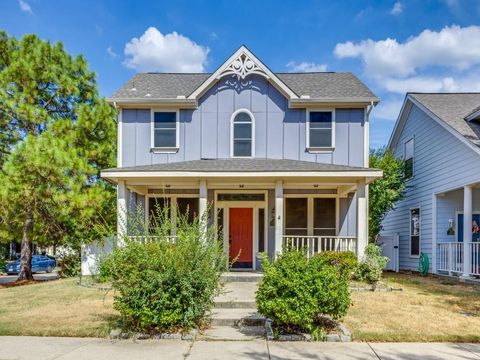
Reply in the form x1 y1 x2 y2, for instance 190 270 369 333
0 337 479 360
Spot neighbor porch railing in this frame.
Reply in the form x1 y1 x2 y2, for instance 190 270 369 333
437 242 463 273
283 235 357 258
469 242 480 276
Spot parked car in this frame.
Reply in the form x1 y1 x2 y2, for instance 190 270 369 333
4 255 56 275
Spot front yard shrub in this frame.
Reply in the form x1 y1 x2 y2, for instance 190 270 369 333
256 248 350 336
355 244 389 284
100 206 226 333
58 252 81 277
317 251 358 279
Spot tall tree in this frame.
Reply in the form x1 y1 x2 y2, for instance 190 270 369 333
368 148 407 243
0 31 116 280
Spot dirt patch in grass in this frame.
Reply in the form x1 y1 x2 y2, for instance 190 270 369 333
0 278 117 337
344 272 480 342
0 280 38 288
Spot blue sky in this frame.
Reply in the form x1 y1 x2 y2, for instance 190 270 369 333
2 0 480 147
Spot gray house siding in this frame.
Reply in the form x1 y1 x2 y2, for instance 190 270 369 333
382 104 480 271
121 75 365 167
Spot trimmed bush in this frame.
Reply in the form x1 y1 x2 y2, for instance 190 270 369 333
355 244 389 284
256 248 350 335
100 206 226 333
317 251 358 279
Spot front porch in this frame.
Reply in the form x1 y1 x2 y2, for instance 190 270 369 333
102 159 382 269
435 183 480 277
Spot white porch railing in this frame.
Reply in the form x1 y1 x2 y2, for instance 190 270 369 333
126 235 177 243
437 242 463 273
283 235 357 258
469 242 480 276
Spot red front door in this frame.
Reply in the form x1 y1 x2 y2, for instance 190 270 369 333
229 208 253 268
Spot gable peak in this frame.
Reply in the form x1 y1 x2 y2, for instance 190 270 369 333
217 46 269 81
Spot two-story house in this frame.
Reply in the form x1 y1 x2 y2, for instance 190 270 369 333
101 46 381 270
381 93 480 278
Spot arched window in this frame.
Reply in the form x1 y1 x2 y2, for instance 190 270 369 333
231 109 254 157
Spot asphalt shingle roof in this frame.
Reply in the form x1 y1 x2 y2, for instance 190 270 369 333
110 72 378 101
409 93 480 148
103 158 376 173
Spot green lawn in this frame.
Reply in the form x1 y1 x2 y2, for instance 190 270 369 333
0 278 117 337
344 273 480 342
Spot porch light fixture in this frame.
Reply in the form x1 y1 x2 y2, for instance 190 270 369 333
447 218 455 235
239 184 245 188
314 184 319 188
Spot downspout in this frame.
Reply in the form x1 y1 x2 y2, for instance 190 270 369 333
365 101 375 244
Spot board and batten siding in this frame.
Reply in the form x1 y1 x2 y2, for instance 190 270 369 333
382 104 480 271
121 75 365 167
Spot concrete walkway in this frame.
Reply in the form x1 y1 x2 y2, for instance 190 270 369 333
0 337 479 360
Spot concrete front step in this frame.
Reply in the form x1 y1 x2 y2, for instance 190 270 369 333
210 308 266 327
199 325 264 341
214 300 257 309
221 272 263 283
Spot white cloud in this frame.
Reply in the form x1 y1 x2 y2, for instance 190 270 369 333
383 74 480 93
123 27 209 72
107 46 118 59
18 0 32 14
390 2 403 15
334 25 480 79
286 61 327 72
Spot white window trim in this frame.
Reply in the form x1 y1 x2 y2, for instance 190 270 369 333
230 108 255 158
409 206 421 258
306 108 335 153
404 136 415 180
150 109 180 153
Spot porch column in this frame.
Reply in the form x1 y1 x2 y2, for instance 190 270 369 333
275 180 284 257
356 179 368 260
462 185 473 278
199 180 208 233
117 180 127 242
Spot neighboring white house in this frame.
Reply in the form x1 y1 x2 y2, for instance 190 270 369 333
382 93 480 277
96 46 382 273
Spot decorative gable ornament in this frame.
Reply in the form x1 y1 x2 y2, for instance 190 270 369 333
218 52 269 80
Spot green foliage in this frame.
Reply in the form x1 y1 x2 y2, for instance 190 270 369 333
369 148 407 242
256 248 350 335
100 206 226 333
355 244 389 284
59 252 81 278
0 31 117 274
317 251 358 279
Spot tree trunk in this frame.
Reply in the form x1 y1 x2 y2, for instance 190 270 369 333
17 213 34 281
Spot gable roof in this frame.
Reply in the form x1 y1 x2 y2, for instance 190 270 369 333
388 93 480 155
109 46 378 106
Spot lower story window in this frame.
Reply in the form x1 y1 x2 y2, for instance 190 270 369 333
410 208 420 256
285 197 336 236
148 196 199 232
285 198 308 235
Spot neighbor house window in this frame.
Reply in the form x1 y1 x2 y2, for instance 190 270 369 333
231 110 254 157
307 110 334 150
404 138 414 179
410 208 420 257
151 110 178 150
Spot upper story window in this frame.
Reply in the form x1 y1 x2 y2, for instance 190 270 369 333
404 137 414 179
307 110 335 151
231 109 254 157
151 110 179 152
